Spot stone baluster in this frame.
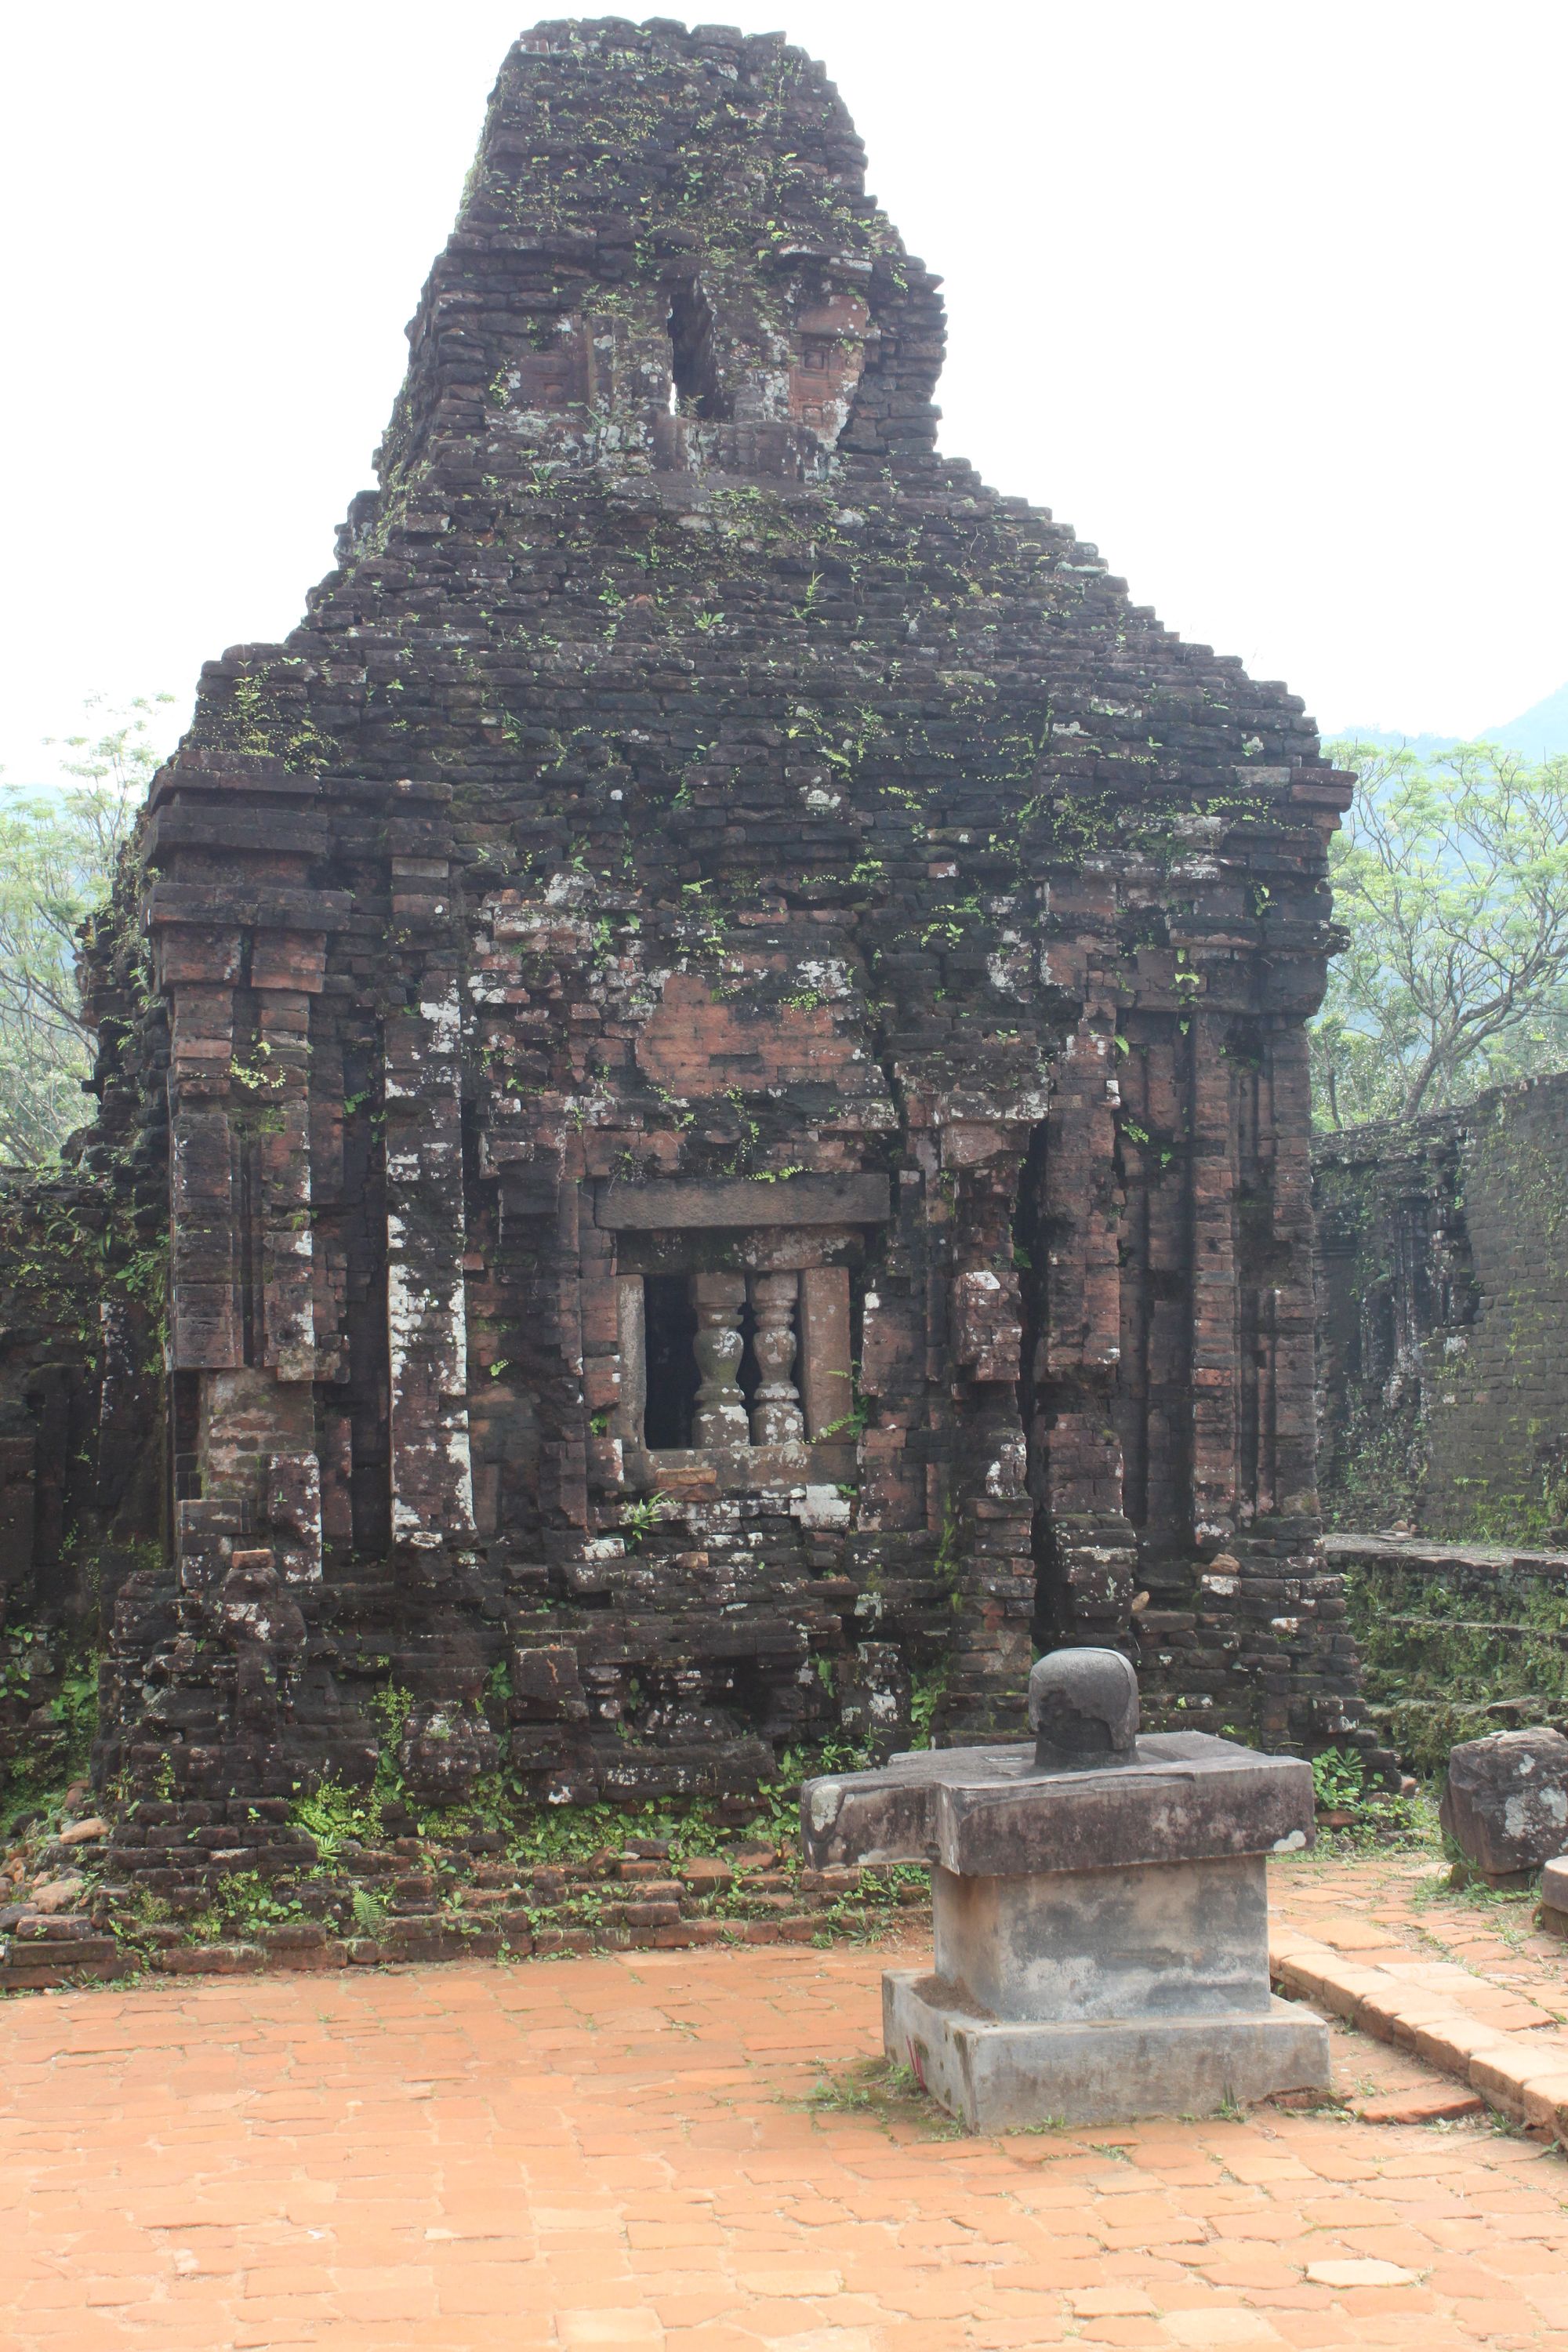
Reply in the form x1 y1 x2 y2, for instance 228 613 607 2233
691 1272 748 1446
749 1272 804 1445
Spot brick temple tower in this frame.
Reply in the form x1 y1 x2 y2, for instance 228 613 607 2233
61 20 1370 1814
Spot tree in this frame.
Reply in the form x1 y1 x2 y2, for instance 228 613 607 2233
0 699 169 1167
1311 741 1568 1128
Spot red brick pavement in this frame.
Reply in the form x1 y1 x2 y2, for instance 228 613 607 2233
3 1932 1567 2350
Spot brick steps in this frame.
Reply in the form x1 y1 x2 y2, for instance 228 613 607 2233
2 1907 863 1990
1271 1925 1568 2142
0 1918 127 1991
0 1843 928 1992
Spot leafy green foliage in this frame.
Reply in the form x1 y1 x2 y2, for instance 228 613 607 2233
368 1683 413 1749
350 1886 388 1936
285 1682 419 1855
208 1871 299 1938
1305 1737 1429 1847
289 1779 381 1864
619 1494 668 1552
1298 1740 1439 1844
1346 1560 1568 1773
0 697 169 1163
0 1638 100 1833
908 1666 949 1751
1312 740 1568 1127
1310 1744 1366 1812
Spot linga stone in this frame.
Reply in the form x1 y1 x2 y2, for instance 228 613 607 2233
802 1648 1330 2130
1028 1646 1139 1773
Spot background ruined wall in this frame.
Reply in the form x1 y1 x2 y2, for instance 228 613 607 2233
4 20 1380 1842
1321 1532 1568 1776
1315 1072 1568 1544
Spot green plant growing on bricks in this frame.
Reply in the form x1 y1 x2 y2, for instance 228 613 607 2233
1309 1745 1365 1811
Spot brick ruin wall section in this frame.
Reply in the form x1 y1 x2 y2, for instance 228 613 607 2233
1315 1072 1568 1544
1323 1533 1568 1776
0 20 1385 1849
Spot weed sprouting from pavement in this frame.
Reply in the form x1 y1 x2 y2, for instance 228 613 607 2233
794 2054 966 2140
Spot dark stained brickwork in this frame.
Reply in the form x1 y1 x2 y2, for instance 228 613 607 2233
1316 1073 1568 1545
5 20 1383 1827
0 902 168 1799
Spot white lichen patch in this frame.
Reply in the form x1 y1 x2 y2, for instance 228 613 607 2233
808 1780 842 1835
793 957 852 1001
791 1485 851 1530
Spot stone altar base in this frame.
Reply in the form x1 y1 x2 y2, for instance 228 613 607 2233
802 1651 1334 2132
880 1847 1330 2128
884 1972 1329 2132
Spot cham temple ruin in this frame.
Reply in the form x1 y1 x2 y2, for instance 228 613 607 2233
0 19 1388 1840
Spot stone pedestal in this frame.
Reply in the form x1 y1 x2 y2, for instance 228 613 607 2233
881 1973 1328 2134
801 1650 1330 2130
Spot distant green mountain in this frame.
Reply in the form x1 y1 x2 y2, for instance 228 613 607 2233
1333 681 1568 760
1483 681 1568 757
1329 724 1464 756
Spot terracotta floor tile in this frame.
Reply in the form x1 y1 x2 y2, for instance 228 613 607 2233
0 1908 1565 2350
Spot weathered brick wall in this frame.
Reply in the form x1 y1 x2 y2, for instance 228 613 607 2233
1315 1073 1568 1541
1 20 1382 1829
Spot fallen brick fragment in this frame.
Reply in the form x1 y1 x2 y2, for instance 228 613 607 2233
1353 2083 1486 2124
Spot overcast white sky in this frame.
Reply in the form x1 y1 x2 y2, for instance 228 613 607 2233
2 1 1564 782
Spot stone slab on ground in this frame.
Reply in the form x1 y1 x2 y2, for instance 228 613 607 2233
1305 2256 1421 2287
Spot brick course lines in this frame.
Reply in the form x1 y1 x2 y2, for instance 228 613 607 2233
1315 1071 1568 1541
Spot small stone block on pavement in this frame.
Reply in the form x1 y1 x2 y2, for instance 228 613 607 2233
1305 2258 1421 2288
